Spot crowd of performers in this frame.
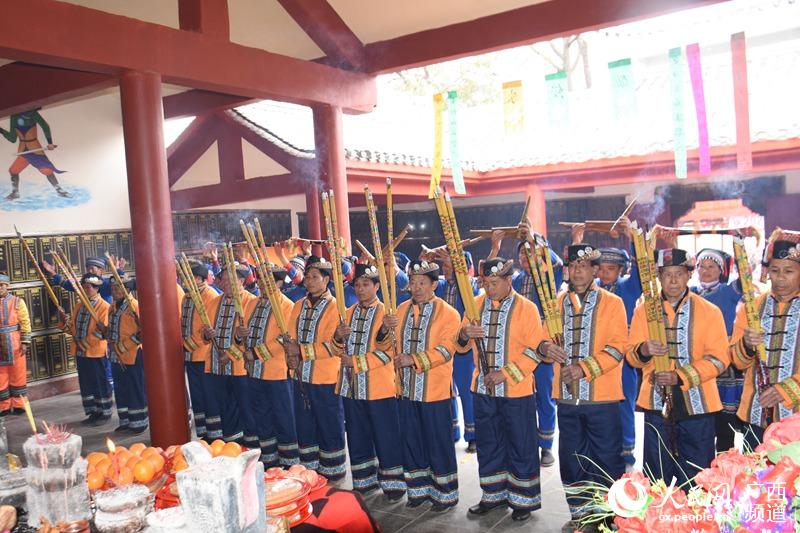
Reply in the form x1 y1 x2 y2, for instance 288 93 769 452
1 212 798 533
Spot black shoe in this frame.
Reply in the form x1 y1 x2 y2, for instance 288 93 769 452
468 501 505 515
0 410 9 417
511 509 531 522
114 425 130 433
386 492 405 502
540 448 555 468
430 502 453 513
11 407 25 415
466 441 477 454
405 499 425 509
5 190 19 200
55 187 71 198
127 425 148 435
81 413 100 426
89 414 111 427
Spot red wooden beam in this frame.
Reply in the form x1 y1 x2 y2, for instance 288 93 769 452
167 113 219 187
364 0 724 74
217 122 245 183
163 90 253 120
0 0 376 112
178 0 230 40
170 173 307 210
277 0 365 71
0 62 115 118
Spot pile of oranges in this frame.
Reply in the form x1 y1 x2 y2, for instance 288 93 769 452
86 442 166 491
168 439 242 473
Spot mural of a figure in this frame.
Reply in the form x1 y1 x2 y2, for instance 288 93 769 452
0 109 70 200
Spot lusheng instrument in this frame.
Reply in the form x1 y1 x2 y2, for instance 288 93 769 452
432 188 490 378
558 197 638 234
104 252 138 319
51 245 100 323
14 225 61 312
175 253 214 331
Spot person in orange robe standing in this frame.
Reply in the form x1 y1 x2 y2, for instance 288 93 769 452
0 274 31 416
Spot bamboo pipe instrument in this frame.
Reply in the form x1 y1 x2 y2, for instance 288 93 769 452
14 225 61 311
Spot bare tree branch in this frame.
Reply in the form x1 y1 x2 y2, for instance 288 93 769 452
530 45 562 71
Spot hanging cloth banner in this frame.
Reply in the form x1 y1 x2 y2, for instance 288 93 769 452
447 91 466 195
428 92 445 199
545 71 569 128
608 58 636 123
502 80 524 135
668 47 688 180
686 43 711 175
731 32 752 171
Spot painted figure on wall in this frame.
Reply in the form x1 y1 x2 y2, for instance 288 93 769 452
0 109 70 200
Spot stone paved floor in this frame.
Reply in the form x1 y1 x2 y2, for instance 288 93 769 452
5 392 647 532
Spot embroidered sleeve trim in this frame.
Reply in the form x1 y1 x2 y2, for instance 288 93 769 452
414 352 432 372
254 343 271 361
523 347 542 363
354 355 369 373
131 334 141 345
582 356 603 380
183 339 199 353
435 345 453 362
702 355 726 375
374 349 391 365
677 364 701 388
603 345 624 362
776 378 800 409
227 345 244 361
92 330 103 339
733 339 755 366
503 361 524 384
322 342 333 357
301 343 316 361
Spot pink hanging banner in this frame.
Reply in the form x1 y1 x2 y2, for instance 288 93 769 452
686 43 710 175
731 32 752 171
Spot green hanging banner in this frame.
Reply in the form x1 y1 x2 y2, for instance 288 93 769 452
668 48 688 180
446 91 465 195
545 71 569 128
608 58 636 122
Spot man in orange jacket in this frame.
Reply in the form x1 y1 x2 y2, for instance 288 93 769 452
0 274 31 416
538 244 627 531
731 238 800 450
458 258 546 523
627 248 729 486
244 264 299 467
59 274 112 426
395 259 461 512
334 264 405 500
284 256 346 480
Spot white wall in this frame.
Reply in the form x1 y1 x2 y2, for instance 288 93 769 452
0 89 132 234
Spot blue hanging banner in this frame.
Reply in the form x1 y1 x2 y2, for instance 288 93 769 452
608 58 636 123
668 47 688 180
545 71 569 128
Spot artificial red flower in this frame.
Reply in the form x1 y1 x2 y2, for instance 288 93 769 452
760 455 800 499
695 449 758 495
757 412 800 453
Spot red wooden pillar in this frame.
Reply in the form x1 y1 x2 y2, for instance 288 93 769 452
313 104 351 252
119 71 189 447
525 182 547 237
305 181 323 255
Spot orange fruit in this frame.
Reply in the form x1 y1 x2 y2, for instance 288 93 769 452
87 452 107 466
133 460 156 484
172 458 188 472
87 471 105 491
116 467 134 486
219 442 241 458
142 447 161 459
126 456 141 470
129 443 146 455
115 450 133 464
210 440 226 457
146 453 165 472
95 458 112 478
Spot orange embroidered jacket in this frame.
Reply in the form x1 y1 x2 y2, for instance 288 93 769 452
245 292 295 381
64 296 110 358
550 286 627 403
332 300 395 401
289 291 341 385
207 290 259 377
627 291 729 415
395 296 460 402
0 294 31 365
107 298 141 365
731 293 800 427
181 285 221 363
456 291 546 398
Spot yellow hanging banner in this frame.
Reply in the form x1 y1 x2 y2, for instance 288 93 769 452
503 80 524 134
428 92 445 199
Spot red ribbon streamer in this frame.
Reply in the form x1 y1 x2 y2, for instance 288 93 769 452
686 44 710 176
731 32 752 171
